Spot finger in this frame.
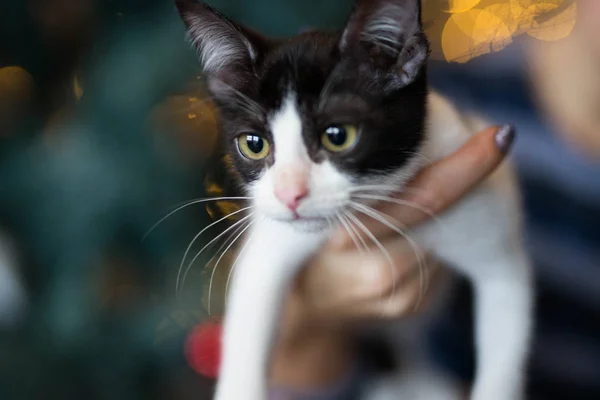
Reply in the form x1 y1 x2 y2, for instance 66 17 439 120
363 244 434 301
331 125 516 249
298 238 421 312
392 258 446 315
350 257 444 320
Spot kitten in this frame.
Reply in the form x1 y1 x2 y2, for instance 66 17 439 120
175 1 533 399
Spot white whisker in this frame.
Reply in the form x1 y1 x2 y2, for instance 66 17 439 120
349 184 441 203
348 184 400 193
142 196 252 240
350 202 427 311
224 216 265 307
176 206 253 296
208 218 255 315
179 213 254 300
205 217 251 277
325 216 335 229
349 184 432 198
218 80 264 117
341 211 369 252
344 211 396 314
402 151 435 167
352 193 448 234
336 212 363 254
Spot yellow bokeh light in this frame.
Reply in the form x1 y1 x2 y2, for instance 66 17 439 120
527 1 577 41
0 66 35 103
215 201 242 219
510 0 562 30
205 182 224 197
73 75 83 100
446 0 481 14
442 9 512 63
483 3 520 35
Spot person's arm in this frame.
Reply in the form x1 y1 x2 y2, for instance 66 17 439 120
268 125 516 398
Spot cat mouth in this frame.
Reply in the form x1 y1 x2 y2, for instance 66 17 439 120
294 215 325 222
264 208 333 226
288 216 329 231
276 212 329 225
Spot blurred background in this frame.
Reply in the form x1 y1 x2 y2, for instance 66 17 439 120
0 1 591 400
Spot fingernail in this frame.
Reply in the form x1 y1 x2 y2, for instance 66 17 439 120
495 124 516 154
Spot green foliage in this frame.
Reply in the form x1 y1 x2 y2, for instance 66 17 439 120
205 0 354 36
0 1 211 398
0 1 356 398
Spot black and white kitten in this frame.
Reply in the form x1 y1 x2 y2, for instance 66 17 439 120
175 1 533 399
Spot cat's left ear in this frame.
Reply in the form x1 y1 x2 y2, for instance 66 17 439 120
175 0 269 95
340 0 429 86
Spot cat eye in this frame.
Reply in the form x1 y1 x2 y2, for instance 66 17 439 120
237 134 270 160
321 124 358 153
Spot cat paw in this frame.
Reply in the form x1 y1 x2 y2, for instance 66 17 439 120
215 394 264 400
215 392 263 400
363 372 462 400
470 386 523 400
214 385 265 400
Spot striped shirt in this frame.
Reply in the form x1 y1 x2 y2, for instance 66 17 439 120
427 42 600 400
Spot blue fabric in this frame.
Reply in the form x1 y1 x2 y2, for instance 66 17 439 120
269 364 368 400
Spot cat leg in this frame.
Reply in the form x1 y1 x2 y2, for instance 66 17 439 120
420 181 534 400
364 356 463 400
468 250 532 400
214 218 327 400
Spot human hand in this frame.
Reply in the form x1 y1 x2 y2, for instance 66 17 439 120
288 125 515 328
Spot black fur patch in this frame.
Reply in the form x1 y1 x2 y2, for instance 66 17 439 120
176 0 430 185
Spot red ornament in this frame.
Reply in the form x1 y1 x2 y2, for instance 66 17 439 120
185 319 223 379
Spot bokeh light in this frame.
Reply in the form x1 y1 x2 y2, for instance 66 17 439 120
436 0 577 62
526 1 577 41
446 0 482 13
442 8 512 63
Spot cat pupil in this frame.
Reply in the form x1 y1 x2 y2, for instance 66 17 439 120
246 135 264 154
325 126 347 146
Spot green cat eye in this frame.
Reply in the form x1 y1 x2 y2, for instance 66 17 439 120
237 134 270 160
321 124 358 152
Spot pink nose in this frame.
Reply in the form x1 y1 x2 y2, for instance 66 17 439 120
275 185 308 211
274 164 309 211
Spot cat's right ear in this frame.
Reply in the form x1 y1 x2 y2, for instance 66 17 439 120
340 0 429 86
175 0 268 95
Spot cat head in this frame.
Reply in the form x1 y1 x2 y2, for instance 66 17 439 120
176 0 430 230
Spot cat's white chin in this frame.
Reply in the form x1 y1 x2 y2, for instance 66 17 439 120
290 218 330 232
265 215 330 232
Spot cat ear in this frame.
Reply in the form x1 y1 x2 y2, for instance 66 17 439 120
340 0 429 85
175 0 268 94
